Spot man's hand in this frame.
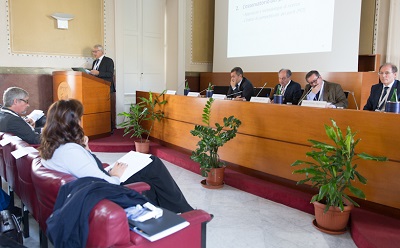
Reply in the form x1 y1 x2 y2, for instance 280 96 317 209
25 117 35 128
311 83 322 94
230 79 237 88
90 70 99 76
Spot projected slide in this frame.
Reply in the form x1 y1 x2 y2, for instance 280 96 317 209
227 0 335 58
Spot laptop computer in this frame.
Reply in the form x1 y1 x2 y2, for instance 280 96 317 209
71 67 90 73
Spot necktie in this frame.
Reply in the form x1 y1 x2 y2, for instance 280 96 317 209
378 86 389 110
94 59 100 70
314 91 320 101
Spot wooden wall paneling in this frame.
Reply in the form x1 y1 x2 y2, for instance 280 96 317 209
138 91 400 209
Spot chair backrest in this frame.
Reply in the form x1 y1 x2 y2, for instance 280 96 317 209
3 133 25 196
31 158 76 231
254 87 273 97
213 86 230 95
15 141 40 219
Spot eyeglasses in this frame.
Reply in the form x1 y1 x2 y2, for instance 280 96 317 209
92 50 100 53
19 99 29 104
378 71 393 76
308 76 320 85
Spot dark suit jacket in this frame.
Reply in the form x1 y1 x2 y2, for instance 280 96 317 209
227 77 254 101
0 108 40 144
363 80 400 111
92 56 116 92
270 81 302 105
301 81 348 108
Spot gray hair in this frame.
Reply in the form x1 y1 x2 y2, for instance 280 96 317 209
93 44 104 52
3 87 29 107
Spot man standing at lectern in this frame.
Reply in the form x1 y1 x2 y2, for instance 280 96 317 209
90 44 116 131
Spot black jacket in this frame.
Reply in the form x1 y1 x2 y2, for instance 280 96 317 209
46 177 148 248
270 81 302 105
363 80 400 111
0 108 40 144
92 56 116 92
227 77 254 101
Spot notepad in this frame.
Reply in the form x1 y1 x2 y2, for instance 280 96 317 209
104 151 153 183
129 207 189 242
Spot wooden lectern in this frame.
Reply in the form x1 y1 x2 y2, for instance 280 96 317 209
52 71 111 137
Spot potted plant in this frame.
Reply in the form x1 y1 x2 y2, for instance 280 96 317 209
118 91 167 153
184 79 190 96
190 98 241 188
205 82 214 98
291 119 387 233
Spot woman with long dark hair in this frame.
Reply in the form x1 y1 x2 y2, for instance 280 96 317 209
39 99 193 213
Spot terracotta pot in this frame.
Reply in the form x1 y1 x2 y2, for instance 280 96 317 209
205 167 225 186
313 201 353 232
134 140 150 154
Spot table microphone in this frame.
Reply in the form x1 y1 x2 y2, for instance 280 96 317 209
349 91 359 110
226 91 243 97
199 85 214 94
255 82 268 97
297 86 314 105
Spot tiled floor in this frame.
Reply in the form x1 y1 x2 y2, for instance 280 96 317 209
19 152 357 247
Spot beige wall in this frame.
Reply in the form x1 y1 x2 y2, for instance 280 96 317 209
0 0 115 69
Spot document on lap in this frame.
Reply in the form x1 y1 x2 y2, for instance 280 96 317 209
104 151 153 183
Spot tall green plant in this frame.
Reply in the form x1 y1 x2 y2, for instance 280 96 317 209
291 119 387 212
118 91 167 143
190 98 241 176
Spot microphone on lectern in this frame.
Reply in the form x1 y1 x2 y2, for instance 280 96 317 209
298 86 314 105
255 82 268 97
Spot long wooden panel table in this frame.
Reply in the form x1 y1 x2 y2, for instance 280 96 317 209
137 91 400 209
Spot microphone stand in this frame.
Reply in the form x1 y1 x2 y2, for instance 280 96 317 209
298 87 313 105
350 91 359 110
255 82 268 97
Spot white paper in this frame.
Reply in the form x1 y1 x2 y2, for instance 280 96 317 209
0 136 22 146
27 110 44 121
11 146 38 159
250 97 271 103
187 92 200 97
211 94 227 100
166 90 176 95
104 151 153 183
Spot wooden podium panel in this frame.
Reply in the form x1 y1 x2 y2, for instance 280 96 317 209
138 91 400 210
52 71 111 136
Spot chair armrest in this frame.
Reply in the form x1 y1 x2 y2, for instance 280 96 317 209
87 199 131 247
129 209 212 247
124 182 151 193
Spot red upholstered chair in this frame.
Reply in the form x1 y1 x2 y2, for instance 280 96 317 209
0 132 7 182
31 158 212 248
2 133 26 207
14 141 40 237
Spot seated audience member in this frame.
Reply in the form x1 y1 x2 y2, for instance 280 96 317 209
0 87 40 144
270 69 302 104
227 67 254 101
39 99 193 214
300 70 348 108
363 63 400 111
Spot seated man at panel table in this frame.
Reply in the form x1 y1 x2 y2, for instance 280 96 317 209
0 87 41 144
363 63 400 111
299 70 348 108
270 69 302 104
227 67 254 101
